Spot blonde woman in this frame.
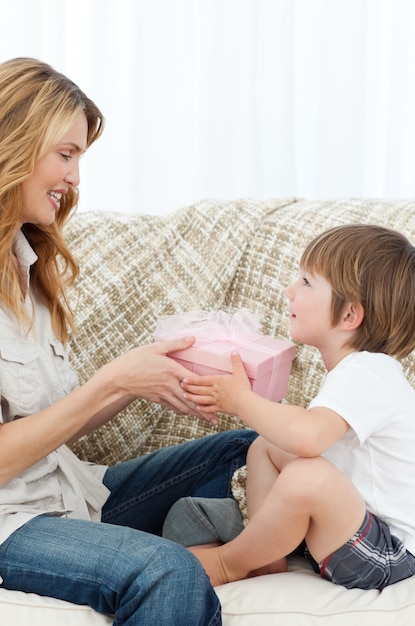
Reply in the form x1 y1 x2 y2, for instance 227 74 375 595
0 57 256 625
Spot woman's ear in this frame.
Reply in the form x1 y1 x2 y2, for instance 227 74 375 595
341 302 364 330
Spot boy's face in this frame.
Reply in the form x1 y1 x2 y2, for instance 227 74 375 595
285 269 334 350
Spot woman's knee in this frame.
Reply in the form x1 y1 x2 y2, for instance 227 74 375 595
109 535 221 623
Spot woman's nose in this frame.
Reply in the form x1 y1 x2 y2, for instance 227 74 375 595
64 162 80 187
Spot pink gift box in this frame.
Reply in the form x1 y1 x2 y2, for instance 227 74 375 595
154 309 296 403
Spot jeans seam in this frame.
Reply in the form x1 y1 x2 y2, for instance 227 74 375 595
208 601 222 625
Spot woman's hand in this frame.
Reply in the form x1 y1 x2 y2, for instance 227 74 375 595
107 336 219 424
0 336 220 486
181 352 251 416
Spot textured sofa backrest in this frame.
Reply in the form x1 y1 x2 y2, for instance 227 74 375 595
65 199 415 466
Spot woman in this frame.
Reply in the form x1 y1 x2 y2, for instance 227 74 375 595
0 57 255 625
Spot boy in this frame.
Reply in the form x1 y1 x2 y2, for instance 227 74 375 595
182 224 415 590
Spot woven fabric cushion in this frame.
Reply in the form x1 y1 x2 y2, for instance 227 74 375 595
65 197 415 467
65 199 289 464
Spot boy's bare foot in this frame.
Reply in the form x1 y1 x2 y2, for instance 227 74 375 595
248 557 288 577
189 546 288 586
188 546 234 587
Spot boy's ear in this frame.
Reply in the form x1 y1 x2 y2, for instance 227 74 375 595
341 302 364 330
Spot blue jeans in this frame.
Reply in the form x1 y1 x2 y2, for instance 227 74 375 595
0 429 256 625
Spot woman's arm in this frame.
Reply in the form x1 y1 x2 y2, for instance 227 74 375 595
0 336 212 486
71 338 218 439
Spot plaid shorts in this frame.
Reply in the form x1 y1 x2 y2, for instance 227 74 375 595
309 511 415 590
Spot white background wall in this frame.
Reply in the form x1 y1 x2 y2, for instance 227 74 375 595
2 0 415 215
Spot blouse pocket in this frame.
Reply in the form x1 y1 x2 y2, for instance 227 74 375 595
48 336 78 394
0 341 41 412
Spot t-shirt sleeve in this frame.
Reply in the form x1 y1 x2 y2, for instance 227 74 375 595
308 355 393 444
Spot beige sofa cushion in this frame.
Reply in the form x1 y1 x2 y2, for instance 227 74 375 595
66 197 415 466
66 199 291 464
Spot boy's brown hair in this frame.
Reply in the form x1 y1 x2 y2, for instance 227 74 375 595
300 224 415 359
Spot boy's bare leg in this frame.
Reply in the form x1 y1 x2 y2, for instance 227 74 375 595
244 437 297 575
245 436 295 517
189 456 366 587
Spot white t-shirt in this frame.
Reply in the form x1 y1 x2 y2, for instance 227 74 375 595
0 231 109 544
309 351 415 555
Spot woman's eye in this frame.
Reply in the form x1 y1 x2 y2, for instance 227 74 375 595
60 153 72 161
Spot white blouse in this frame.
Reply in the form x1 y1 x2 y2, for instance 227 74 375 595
0 231 109 544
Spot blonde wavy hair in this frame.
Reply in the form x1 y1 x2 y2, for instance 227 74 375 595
0 57 104 344
301 224 415 360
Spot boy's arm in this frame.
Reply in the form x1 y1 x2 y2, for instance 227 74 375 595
182 352 348 457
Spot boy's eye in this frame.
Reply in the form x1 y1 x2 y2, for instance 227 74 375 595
302 277 310 286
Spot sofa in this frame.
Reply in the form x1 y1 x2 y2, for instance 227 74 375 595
1 197 415 625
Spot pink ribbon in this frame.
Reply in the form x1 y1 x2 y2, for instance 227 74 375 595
154 308 262 343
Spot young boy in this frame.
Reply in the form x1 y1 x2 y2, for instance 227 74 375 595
182 224 415 590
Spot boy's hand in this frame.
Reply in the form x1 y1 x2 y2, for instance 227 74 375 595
181 352 251 415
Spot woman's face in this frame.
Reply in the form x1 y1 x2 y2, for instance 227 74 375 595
20 112 88 229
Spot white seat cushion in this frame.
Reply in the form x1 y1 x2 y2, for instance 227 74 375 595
216 555 415 625
0 588 112 625
3 555 415 625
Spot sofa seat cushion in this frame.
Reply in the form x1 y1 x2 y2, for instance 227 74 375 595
2 558 415 626
216 555 415 625
0 588 112 625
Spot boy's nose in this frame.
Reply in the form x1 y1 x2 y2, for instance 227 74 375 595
285 284 294 299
